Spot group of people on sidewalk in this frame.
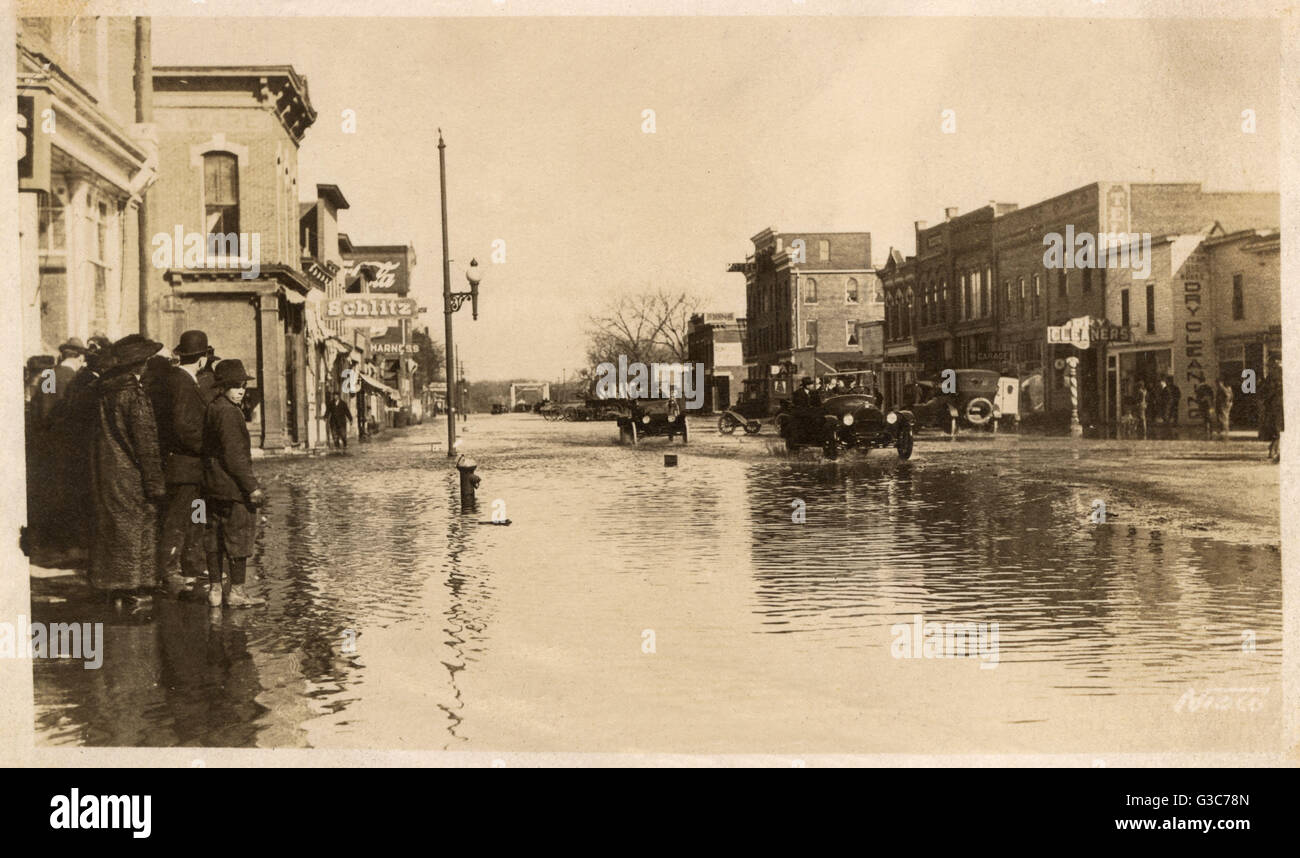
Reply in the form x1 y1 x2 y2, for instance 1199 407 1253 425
1120 359 1283 459
24 330 267 610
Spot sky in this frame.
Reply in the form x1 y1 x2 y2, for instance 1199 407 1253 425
152 15 1280 381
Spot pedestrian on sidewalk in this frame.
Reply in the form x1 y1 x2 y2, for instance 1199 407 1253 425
47 335 113 559
1136 381 1149 440
155 330 211 596
202 360 267 608
1261 356 1283 462
1214 375 1234 441
1193 382 1216 440
326 391 352 448
196 348 221 404
1165 375 1182 439
89 335 167 608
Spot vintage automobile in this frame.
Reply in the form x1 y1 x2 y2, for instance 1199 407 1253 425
778 392 914 460
906 369 1018 435
617 397 689 445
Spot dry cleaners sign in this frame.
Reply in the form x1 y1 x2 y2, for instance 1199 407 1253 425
1046 315 1130 349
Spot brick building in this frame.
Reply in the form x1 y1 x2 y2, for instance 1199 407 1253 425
879 204 1019 408
883 182 1279 433
1104 226 1280 431
147 65 317 450
17 16 157 357
686 312 746 412
730 228 879 403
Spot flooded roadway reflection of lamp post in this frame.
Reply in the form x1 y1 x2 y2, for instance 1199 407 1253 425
438 128 483 458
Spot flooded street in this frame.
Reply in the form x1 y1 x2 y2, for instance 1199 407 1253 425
31 415 1282 754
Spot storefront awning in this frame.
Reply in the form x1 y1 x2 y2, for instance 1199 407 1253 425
359 374 400 399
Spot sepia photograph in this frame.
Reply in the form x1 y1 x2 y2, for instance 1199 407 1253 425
0 0 1295 789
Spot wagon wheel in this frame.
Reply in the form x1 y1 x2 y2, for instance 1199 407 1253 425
743 420 762 435
897 422 914 460
563 407 577 422
718 414 737 435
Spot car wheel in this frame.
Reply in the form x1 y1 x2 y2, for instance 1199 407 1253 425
630 422 639 445
897 423 914 460
718 415 736 435
680 420 689 445
743 420 762 435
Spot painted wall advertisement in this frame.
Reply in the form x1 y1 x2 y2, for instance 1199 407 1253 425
1175 250 1217 425
342 246 414 294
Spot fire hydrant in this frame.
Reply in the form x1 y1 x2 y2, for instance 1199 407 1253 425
456 455 481 507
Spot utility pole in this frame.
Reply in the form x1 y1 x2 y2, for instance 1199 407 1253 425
439 131 456 455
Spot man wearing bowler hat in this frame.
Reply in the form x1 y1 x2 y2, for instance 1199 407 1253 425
155 330 212 596
202 359 266 608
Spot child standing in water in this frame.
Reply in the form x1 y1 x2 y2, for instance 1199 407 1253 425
202 359 266 608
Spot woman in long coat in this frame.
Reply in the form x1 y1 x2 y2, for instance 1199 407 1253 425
90 335 167 599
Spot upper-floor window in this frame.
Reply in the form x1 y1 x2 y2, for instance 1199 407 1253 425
983 267 992 318
1145 282 1156 333
203 152 240 237
846 321 858 346
804 277 817 303
845 278 859 304
940 282 948 322
960 274 970 320
818 239 830 262
1082 267 1092 294
38 184 67 262
805 319 818 347
1057 270 1068 299
1232 274 1245 320
1004 281 1013 320
1120 288 1130 328
1032 274 1041 318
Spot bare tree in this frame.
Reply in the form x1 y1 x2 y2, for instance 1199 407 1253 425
585 289 701 369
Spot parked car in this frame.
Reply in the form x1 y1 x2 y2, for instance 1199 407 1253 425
491 403 506 415
779 392 914 460
906 369 1017 434
617 397 689 445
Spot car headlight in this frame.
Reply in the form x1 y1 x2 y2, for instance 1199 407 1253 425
841 413 854 426
993 409 1002 418
886 411 898 424
641 415 651 424
667 413 678 422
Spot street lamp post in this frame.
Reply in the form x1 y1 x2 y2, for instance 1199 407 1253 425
438 129 482 457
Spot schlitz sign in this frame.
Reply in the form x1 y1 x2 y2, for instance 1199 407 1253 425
324 296 419 321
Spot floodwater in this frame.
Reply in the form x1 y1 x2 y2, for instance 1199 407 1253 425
31 415 1282 754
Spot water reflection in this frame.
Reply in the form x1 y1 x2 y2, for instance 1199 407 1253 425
32 422 1282 752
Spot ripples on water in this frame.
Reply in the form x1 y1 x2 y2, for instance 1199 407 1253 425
32 419 1282 752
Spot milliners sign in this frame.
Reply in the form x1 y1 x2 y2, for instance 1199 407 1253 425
1046 315 1131 350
